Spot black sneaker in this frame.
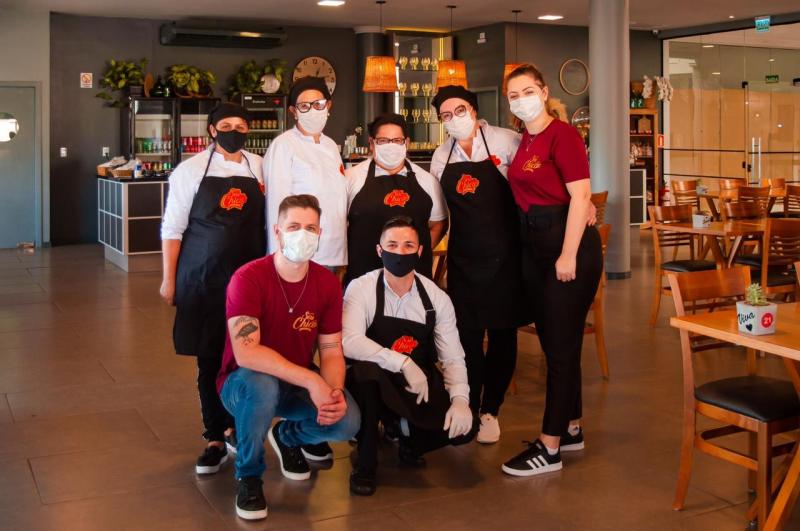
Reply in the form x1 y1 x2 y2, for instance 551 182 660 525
301 441 333 461
268 421 311 480
398 439 426 468
382 419 401 443
236 476 268 520
501 439 562 477
225 431 238 455
195 444 228 475
560 427 585 452
349 466 377 496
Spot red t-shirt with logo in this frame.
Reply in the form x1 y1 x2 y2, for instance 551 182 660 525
216 254 343 393
507 119 589 210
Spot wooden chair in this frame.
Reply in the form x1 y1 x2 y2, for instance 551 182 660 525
671 179 699 209
719 178 745 191
669 267 800 527
785 184 800 218
591 191 608 226
648 205 716 326
721 201 762 222
432 235 449 289
763 178 786 190
757 218 800 298
738 186 771 217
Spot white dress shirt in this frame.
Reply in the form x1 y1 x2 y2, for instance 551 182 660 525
345 158 448 221
343 269 470 402
429 120 521 180
161 148 263 241
263 126 348 266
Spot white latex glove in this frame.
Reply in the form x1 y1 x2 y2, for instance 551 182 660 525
443 397 472 438
401 358 429 405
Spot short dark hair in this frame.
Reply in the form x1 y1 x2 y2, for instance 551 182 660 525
368 113 408 138
278 194 321 220
380 215 419 240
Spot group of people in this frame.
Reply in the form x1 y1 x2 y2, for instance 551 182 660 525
160 64 602 521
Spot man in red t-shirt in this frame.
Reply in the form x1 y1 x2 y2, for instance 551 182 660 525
218 194 360 521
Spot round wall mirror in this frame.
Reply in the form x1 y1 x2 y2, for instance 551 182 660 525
0 112 19 142
559 59 590 96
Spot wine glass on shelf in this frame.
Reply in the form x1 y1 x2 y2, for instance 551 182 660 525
431 58 439 71
412 109 421 123
398 56 408 70
409 56 419 71
422 82 433 97
400 108 409 121
422 109 430 123
410 82 420 96
421 57 431 71
398 82 407 96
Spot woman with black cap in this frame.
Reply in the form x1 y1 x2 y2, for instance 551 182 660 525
161 102 266 476
428 85 526 445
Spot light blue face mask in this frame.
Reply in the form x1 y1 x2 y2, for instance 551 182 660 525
281 229 319 263
509 95 544 123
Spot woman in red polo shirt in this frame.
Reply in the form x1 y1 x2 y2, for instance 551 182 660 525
500 64 602 477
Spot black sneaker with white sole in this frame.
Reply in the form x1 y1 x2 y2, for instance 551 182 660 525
195 445 228 475
301 441 333 461
501 439 562 477
225 431 238 455
268 421 311 480
236 476 268 520
560 427 585 452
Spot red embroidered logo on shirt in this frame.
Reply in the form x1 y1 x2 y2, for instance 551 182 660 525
522 155 542 172
292 311 318 332
391 335 418 355
487 154 501 166
258 181 265 195
339 164 345 176
384 189 411 207
219 188 248 210
456 174 480 195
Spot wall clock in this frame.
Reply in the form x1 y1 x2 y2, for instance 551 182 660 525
292 56 337 95
559 58 590 96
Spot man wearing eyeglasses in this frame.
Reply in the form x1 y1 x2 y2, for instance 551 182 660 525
344 113 447 285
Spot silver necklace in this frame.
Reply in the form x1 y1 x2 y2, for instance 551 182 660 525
275 266 310 313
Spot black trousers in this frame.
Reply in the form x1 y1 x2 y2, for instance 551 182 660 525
347 377 477 471
197 355 234 442
457 325 518 416
520 206 602 437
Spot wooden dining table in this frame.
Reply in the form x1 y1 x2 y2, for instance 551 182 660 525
652 219 767 268
698 188 786 220
671 303 800 531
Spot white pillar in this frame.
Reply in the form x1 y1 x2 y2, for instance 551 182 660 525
589 0 630 277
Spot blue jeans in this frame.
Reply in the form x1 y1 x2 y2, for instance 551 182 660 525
220 368 361 479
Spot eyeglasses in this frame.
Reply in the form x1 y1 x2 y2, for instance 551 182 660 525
438 105 469 123
374 137 406 145
294 99 328 113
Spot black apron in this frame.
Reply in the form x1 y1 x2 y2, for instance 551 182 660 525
345 160 434 284
440 128 529 329
173 151 266 358
348 272 451 431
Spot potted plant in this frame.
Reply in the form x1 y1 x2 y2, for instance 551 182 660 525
166 64 216 98
737 283 778 335
96 58 148 107
226 59 287 100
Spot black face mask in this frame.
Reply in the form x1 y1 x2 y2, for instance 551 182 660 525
380 248 419 277
214 130 247 153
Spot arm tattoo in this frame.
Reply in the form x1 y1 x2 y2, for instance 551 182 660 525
319 341 340 351
234 317 259 346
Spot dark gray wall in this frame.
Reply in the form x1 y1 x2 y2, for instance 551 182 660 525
50 13 357 245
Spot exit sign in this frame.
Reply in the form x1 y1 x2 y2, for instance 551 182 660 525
766 74 779 84
755 15 771 32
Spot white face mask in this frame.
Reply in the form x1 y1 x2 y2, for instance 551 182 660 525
296 107 328 135
509 95 544 123
280 229 319 263
373 143 407 169
444 113 476 141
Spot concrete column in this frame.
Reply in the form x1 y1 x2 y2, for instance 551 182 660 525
589 0 630 277
355 26 390 144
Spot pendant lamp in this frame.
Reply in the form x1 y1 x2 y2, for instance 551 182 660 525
436 5 468 89
363 1 399 93
503 10 523 95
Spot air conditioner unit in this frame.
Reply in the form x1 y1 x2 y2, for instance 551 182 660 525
160 23 287 49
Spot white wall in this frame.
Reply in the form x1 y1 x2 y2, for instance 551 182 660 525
0 8 50 244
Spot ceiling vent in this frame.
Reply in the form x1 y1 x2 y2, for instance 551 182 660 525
160 23 287 49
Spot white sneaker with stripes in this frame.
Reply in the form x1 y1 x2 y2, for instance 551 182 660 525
501 439 563 476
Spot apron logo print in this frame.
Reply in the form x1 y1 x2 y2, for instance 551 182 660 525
219 188 248 210
391 335 418 355
258 181 265 195
339 164 345 176
523 155 542 172
488 154 501 166
384 189 411 207
292 311 318 332
456 174 480 195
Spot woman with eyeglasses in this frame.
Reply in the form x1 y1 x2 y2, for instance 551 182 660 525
263 76 348 274
344 113 447 285
500 64 602 477
428 85 528 446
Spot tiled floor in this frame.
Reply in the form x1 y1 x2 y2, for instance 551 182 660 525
1 230 798 530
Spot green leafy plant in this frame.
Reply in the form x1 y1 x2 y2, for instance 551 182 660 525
745 283 769 306
166 64 216 97
226 59 287 100
96 58 148 107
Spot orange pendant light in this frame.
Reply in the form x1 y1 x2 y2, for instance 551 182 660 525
436 6 468 89
363 1 399 93
502 10 523 95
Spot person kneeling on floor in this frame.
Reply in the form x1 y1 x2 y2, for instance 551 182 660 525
342 215 477 496
217 194 360 521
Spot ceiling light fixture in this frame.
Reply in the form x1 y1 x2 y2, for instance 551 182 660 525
362 0 399 93
436 5 469 89
769 58 775 62
503 9 523 95
728 15 735 19
702 44 714 48
538 15 564 21
712 71 721 75
317 0 345 6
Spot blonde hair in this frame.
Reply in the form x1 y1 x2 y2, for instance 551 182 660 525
506 63 567 129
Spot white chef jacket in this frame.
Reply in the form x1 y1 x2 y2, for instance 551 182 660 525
345 158 448 222
263 126 348 266
342 268 470 402
429 120 521 180
161 148 263 241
